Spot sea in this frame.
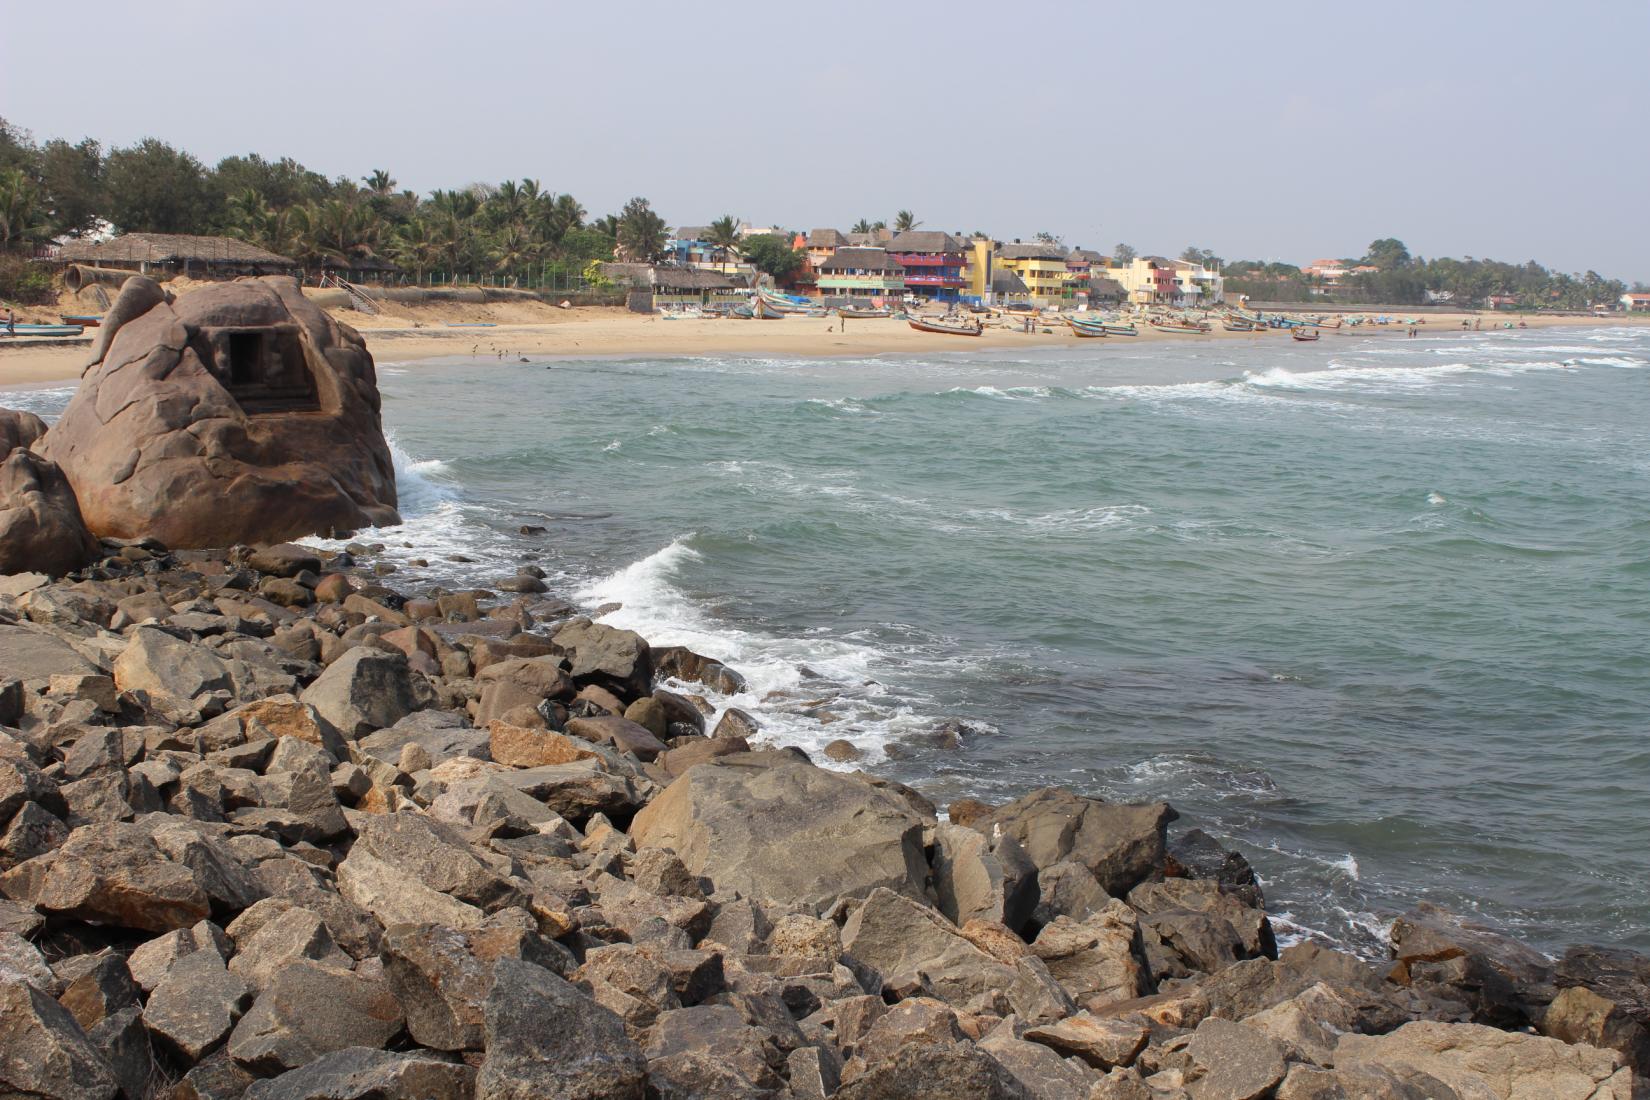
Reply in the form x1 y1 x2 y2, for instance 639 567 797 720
8 323 1648 958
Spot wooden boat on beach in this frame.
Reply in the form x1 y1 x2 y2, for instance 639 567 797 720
752 297 786 319
1066 318 1107 337
1221 317 1257 332
60 314 102 327
3 323 84 337
1292 328 1320 341
1150 319 1211 334
909 316 982 337
837 306 891 319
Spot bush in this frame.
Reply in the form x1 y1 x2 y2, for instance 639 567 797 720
0 254 56 306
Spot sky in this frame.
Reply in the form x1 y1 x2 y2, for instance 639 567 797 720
5 0 1648 280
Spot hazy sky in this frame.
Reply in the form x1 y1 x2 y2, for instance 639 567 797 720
5 1 1647 279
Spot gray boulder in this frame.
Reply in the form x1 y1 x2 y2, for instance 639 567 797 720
930 822 1037 932
629 760 929 912
227 960 404 1074
1333 1020 1633 1099
142 949 252 1061
553 619 651 698
0 978 119 1100
837 1042 1031 1100
243 1047 477 1100
299 648 423 738
112 625 234 719
983 787 1175 896
476 957 647 1100
840 887 1017 1006
643 1004 785 1099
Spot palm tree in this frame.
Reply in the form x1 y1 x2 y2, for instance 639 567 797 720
0 169 49 254
707 215 741 266
390 218 439 285
851 218 873 235
616 197 669 263
894 210 920 232
362 170 396 196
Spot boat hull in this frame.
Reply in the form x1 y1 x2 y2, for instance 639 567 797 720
908 318 981 336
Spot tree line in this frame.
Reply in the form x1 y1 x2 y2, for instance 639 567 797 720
1222 239 1637 310
0 118 688 290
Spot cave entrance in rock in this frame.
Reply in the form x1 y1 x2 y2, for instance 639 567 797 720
204 324 319 414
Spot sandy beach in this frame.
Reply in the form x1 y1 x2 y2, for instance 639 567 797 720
4 293 1646 388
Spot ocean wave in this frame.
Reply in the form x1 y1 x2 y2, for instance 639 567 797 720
573 536 978 764
0 385 76 421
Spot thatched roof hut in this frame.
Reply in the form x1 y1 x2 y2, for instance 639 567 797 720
60 233 297 270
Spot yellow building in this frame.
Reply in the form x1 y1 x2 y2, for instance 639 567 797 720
964 237 995 299
996 242 1073 306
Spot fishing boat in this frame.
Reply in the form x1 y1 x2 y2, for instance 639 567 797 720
2 323 84 337
60 314 102 327
1150 318 1211 334
837 306 891 319
756 290 814 315
752 297 786 319
1099 322 1137 336
1066 318 1108 337
730 302 755 319
444 322 496 328
1292 328 1320 342
908 316 982 337
1221 317 1257 332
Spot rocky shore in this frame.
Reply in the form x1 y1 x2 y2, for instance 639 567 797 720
0 541 1644 1100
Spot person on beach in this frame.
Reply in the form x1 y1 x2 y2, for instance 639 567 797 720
4 310 13 336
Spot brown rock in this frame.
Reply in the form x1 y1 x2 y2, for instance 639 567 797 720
0 448 100 577
486 720 597 768
0 407 48 452
38 276 400 547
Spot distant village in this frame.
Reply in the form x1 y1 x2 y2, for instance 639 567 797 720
600 226 1223 314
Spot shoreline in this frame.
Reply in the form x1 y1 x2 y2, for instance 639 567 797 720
0 542 1642 1095
5 305 1647 387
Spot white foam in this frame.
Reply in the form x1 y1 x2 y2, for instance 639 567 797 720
574 537 972 764
1427 491 1447 506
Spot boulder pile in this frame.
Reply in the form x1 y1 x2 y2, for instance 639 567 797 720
0 541 1643 1099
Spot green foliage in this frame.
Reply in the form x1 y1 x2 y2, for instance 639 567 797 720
616 197 669 263
0 168 50 252
1113 242 1136 265
1363 237 1411 270
104 139 219 233
893 210 920 232
37 139 104 237
707 215 742 263
740 234 802 280
1179 245 1222 268
0 253 54 304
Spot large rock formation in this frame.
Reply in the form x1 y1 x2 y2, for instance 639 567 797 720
0 447 99 576
0 408 48 453
38 276 399 547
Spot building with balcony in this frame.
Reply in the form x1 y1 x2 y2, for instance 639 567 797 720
886 230 969 301
1104 257 1184 305
1171 260 1224 306
815 248 906 304
997 241 1073 306
963 237 995 300
1622 292 1650 312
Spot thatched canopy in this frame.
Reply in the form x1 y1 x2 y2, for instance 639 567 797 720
60 233 296 268
807 228 845 248
651 266 735 291
999 242 1068 261
992 269 1030 295
1088 277 1126 299
887 230 967 254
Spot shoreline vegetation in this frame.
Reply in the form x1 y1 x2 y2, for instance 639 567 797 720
5 290 1649 390
0 542 1643 1097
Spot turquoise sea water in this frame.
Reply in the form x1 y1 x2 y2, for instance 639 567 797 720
11 324 1648 955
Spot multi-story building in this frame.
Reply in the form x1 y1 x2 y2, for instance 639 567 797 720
815 248 906 305
963 237 995 300
887 230 969 301
804 229 846 271
1104 256 1183 305
1171 260 1223 306
997 242 1072 306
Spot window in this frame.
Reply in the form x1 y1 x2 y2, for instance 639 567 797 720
201 325 319 414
